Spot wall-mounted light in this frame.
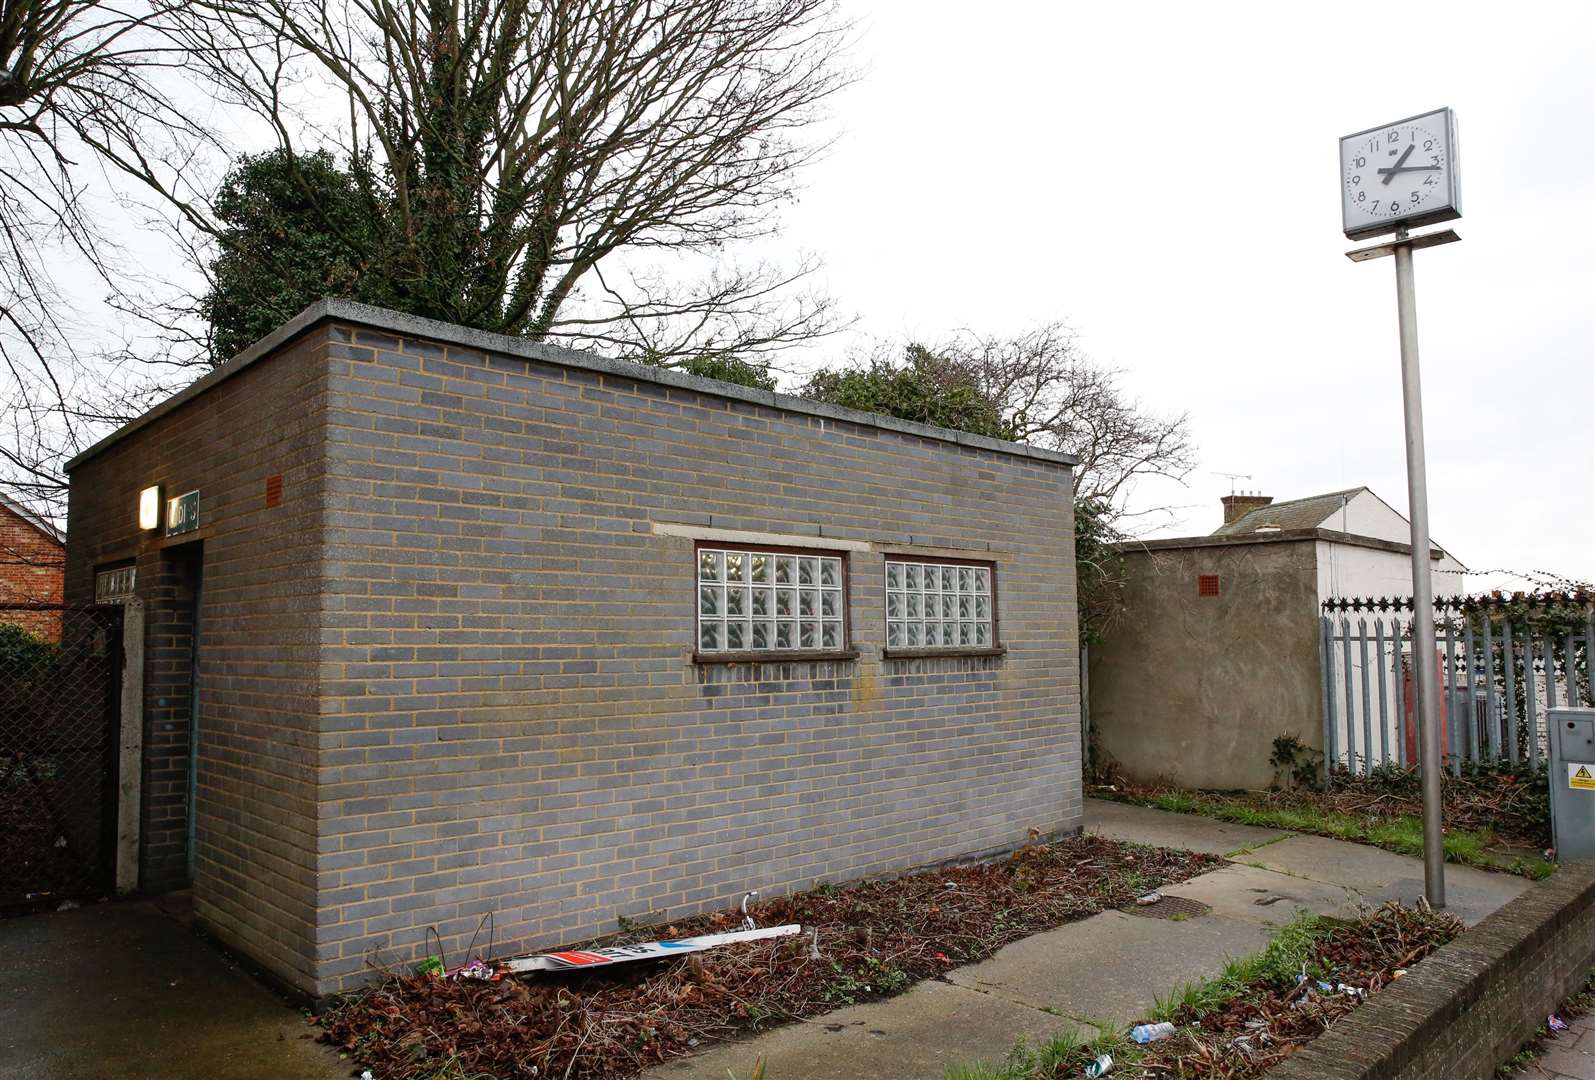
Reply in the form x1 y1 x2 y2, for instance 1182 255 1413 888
138 485 161 531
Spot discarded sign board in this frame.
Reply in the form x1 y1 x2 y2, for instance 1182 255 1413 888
502 924 801 975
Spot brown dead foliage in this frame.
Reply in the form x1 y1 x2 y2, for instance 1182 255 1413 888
318 834 1221 1080
1048 903 1465 1079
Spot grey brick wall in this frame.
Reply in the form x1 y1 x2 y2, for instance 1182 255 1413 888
310 318 1079 995
65 331 336 990
1269 863 1595 1080
66 303 1080 997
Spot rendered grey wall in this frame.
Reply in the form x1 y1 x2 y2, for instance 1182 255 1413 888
1088 540 1322 790
310 319 1080 995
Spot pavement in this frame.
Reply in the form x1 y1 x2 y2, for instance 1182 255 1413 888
1521 1013 1595 1079
652 798 1534 1080
0 895 347 1080
0 801 1540 1080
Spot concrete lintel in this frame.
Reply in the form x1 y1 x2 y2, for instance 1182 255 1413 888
652 522 872 552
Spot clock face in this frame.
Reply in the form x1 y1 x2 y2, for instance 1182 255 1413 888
1339 109 1460 239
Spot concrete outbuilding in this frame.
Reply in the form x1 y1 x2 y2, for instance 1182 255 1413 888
63 301 1082 996
1089 489 1465 790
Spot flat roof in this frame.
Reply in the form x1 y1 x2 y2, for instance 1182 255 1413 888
1118 527 1449 561
66 300 1079 473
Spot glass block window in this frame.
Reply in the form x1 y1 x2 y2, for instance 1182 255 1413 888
886 558 994 650
698 547 846 653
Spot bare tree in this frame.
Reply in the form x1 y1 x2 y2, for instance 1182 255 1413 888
170 0 852 364
935 323 1195 516
817 323 1196 520
0 0 210 516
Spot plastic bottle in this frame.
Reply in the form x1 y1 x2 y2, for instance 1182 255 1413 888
1084 1054 1113 1078
1129 1021 1176 1044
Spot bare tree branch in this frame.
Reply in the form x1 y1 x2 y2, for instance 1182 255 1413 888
0 0 217 521
169 0 854 359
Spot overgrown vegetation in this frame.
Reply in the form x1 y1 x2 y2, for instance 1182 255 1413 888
949 904 1464 1079
318 835 1222 1080
0 623 56 673
1095 756 1555 880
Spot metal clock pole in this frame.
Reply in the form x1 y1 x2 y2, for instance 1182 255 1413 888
1392 224 1446 909
1347 222 1459 907
1343 108 1461 911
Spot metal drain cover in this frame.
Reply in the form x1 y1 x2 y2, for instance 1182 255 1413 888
1125 895 1211 920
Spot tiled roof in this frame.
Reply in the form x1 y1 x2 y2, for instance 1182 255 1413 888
1211 487 1365 537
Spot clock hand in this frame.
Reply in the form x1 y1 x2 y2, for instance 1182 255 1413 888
1377 164 1441 176
1380 144 1415 185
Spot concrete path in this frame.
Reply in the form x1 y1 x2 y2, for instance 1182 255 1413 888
1520 1013 1595 1079
0 896 347 1080
653 798 1534 1080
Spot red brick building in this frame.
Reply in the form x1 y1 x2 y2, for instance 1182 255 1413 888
0 493 65 641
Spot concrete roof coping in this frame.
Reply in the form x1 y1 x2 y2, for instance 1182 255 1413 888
65 299 1079 473
1117 526 1449 561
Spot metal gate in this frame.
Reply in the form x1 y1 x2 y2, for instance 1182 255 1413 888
0 605 122 908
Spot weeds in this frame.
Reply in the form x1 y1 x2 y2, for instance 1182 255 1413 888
1109 780 1554 880
953 904 1463 1080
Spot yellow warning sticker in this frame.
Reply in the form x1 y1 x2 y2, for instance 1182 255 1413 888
1570 764 1595 791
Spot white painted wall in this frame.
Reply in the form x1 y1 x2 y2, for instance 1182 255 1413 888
1314 489 1414 545
1316 539 1469 602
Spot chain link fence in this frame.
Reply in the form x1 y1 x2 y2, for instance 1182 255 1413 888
0 605 122 908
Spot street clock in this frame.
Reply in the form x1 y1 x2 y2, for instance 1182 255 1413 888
1340 108 1460 240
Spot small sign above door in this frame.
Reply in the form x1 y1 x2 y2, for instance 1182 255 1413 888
166 490 200 536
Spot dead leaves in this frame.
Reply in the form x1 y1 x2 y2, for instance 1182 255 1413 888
319 835 1222 1080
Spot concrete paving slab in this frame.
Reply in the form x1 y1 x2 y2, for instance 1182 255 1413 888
1238 835 1533 924
1236 833 1422 888
1161 862 1362 927
1085 798 1289 856
946 908 1274 1027
1534 1036 1595 1079
0 899 346 1080
1362 873 1534 927
649 979 1090 1080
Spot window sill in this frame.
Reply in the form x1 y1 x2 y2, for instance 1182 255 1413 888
692 649 861 665
881 646 1007 660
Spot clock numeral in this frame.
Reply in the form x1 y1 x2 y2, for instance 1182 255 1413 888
1430 154 1441 166
1424 139 1433 151
1356 190 1366 202
1350 174 1360 185
1387 128 1400 142
1423 175 1436 186
1389 201 1400 213
1353 155 1366 168
1410 190 1420 203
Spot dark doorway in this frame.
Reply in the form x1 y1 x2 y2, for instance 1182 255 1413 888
143 543 203 891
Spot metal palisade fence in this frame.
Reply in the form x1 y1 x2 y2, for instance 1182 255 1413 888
1321 592 1595 775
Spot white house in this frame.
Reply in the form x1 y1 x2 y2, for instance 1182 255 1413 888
1213 487 1469 601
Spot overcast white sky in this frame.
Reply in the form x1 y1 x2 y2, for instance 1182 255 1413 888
40 1 1594 589
764 0 1594 588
